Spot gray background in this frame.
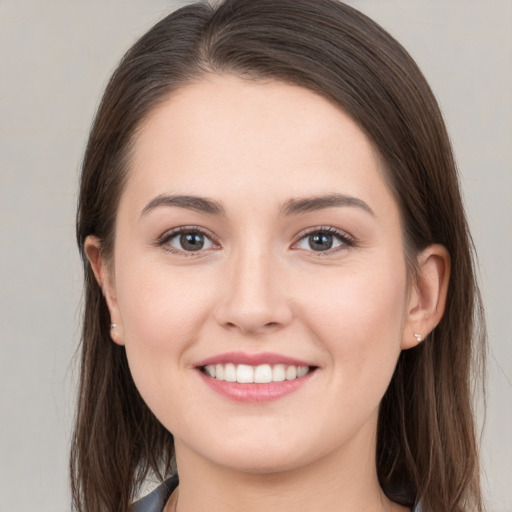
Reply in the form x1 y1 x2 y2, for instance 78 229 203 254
0 1 510 511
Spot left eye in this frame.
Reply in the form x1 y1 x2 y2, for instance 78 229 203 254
165 230 215 252
295 230 348 252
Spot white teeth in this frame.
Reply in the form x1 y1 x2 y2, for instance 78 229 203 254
285 365 297 380
203 363 311 383
224 363 236 382
236 364 254 383
297 366 309 378
272 364 286 382
254 364 272 383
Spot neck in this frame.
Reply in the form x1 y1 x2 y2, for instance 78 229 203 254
172 423 407 512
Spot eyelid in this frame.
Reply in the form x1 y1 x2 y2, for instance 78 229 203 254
291 226 356 253
156 225 221 255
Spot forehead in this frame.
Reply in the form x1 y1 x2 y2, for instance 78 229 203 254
123 74 395 218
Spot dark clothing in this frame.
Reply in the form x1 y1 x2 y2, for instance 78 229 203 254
130 476 178 512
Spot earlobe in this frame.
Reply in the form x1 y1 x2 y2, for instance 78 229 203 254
109 322 125 345
402 244 451 350
84 236 125 345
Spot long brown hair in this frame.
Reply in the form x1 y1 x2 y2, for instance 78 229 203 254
72 1 486 511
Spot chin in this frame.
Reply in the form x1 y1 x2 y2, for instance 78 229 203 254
215 449 310 475
188 431 329 476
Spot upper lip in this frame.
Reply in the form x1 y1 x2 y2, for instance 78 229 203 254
194 351 315 368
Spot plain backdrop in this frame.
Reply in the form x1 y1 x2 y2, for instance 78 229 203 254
0 1 510 511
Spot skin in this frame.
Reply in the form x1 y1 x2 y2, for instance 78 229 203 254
86 75 450 512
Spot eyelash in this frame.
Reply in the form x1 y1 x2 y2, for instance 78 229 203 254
292 226 356 255
157 226 219 256
156 226 356 256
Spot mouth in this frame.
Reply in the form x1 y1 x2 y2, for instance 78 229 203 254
194 352 318 402
200 363 314 383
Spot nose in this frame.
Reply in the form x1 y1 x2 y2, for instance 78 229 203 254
214 248 293 335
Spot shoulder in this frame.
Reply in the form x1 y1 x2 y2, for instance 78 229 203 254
130 476 178 512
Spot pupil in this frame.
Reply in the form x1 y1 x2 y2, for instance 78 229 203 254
309 233 333 251
180 232 204 251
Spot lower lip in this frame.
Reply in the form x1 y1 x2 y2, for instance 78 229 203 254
197 370 315 403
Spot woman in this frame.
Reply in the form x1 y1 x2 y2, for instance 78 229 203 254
71 1 486 511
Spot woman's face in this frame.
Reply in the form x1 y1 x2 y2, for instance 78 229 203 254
102 75 419 474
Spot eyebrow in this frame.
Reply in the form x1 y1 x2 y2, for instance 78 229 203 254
140 194 225 217
140 192 374 218
280 193 375 217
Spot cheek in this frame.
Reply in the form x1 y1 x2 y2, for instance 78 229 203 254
113 256 216 401
298 258 408 394
116 255 214 345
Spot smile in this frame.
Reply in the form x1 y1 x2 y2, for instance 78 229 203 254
202 363 311 383
195 352 317 402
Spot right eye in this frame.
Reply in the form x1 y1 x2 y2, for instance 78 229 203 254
160 228 217 254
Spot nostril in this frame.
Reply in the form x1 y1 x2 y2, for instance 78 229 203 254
222 319 284 334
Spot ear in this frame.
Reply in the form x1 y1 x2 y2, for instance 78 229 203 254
402 244 451 350
84 236 125 345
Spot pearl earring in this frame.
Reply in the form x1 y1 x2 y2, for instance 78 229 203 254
414 333 422 342
110 323 117 330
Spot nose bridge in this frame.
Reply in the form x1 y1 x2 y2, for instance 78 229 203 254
216 239 291 333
